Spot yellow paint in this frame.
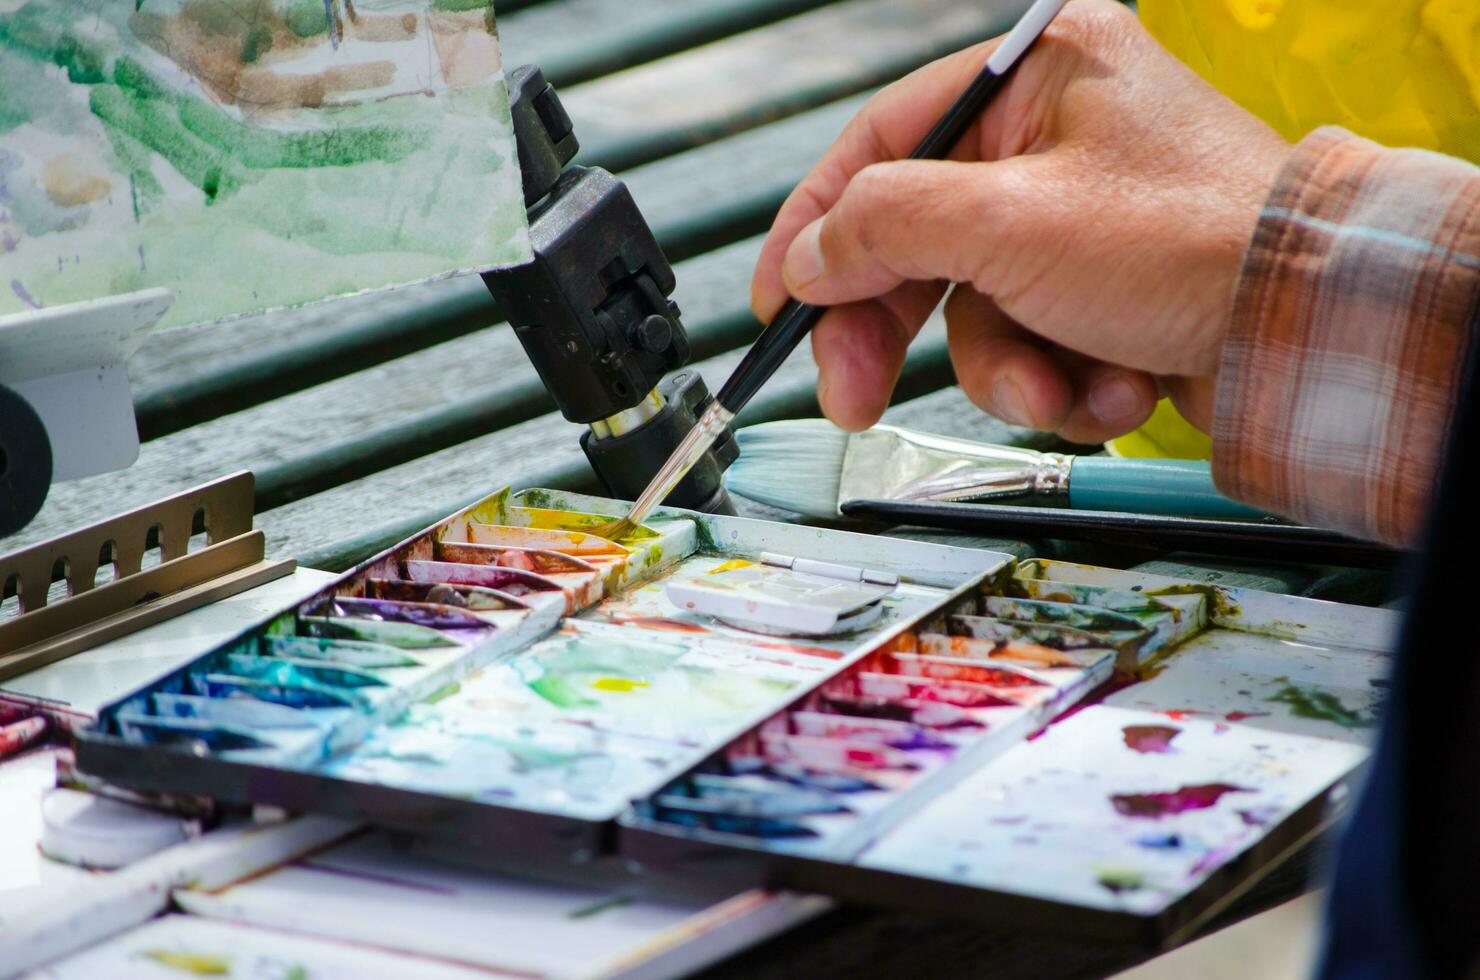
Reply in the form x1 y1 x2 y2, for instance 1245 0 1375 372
591 677 648 693
708 559 756 574
140 950 231 975
1116 0 1480 460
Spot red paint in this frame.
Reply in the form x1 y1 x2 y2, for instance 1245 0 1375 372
0 715 47 759
1224 710 1271 722
1111 783 1252 819
1121 724 1180 754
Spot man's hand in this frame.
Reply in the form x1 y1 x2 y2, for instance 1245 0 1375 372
751 0 1291 443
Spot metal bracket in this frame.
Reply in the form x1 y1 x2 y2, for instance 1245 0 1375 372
0 471 294 683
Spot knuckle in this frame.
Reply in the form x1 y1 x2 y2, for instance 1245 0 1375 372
1049 0 1138 50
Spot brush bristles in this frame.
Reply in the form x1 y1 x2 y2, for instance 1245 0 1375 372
725 419 849 518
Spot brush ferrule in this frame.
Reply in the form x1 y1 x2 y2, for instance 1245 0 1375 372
838 427 1071 507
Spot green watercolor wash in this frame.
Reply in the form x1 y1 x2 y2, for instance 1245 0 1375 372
431 0 491 10
1266 684 1372 729
0 2 530 328
284 0 329 38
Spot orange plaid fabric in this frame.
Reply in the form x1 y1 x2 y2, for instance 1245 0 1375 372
1213 127 1480 547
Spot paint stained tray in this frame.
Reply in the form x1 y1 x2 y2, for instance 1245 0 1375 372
75 489 1010 866
619 559 1395 944
75 492 1396 943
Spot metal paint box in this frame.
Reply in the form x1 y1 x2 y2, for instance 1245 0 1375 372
74 493 1395 943
75 488 1010 871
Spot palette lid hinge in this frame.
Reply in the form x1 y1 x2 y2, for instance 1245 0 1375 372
758 552 899 587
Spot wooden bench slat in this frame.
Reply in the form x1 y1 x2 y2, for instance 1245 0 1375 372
564 0 1026 172
501 0 837 87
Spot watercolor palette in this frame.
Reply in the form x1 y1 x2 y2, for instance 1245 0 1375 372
76 488 1009 861
75 492 1395 942
621 558 1396 942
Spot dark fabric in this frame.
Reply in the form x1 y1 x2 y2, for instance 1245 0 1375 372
1320 295 1480 979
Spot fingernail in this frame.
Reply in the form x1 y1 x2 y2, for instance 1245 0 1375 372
1089 378 1144 423
992 378 1032 427
784 220 826 287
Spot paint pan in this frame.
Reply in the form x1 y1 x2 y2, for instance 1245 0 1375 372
683 774 854 817
151 692 335 730
403 560 563 598
364 578 530 612
944 612 1145 655
223 652 388 691
648 799 820 840
115 712 277 756
464 523 630 557
817 693 985 729
788 710 951 750
913 633 1112 670
759 732 921 772
320 597 495 633
198 674 361 710
436 540 599 575
887 652 1051 688
297 615 458 650
262 634 422 669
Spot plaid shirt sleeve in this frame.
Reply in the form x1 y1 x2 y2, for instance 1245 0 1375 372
1212 126 1480 547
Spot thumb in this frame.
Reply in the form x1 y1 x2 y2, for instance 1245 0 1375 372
780 156 1052 305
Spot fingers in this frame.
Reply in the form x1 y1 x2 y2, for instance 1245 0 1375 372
946 285 1157 442
781 156 1049 307
751 39 1005 322
812 280 947 431
1053 357 1158 444
946 287 1072 430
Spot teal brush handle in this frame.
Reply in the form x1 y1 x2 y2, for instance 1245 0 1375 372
1067 457 1267 520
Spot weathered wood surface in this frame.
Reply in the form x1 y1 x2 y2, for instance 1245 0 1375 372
500 0 837 86
563 0 1029 171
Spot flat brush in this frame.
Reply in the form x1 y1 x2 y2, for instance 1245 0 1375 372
725 419 1267 520
593 0 1070 541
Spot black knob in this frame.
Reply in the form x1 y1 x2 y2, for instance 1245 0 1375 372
0 384 51 539
632 314 673 353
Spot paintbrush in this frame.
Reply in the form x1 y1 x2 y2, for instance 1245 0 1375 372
724 419 1268 520
591 0 1071 541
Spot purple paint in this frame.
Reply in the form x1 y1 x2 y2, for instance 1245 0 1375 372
1111 783 1252 819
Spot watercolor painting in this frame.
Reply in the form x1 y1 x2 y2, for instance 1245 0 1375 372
0 0 531 329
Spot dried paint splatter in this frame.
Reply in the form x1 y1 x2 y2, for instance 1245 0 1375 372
1121 724 1180 754
1095 865 1146 894
1266 684 1372 729
1110 783 1251 819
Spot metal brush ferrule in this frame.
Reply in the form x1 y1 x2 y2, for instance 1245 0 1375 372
837 426 1071 510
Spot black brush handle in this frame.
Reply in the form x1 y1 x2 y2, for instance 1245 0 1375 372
839 499 1404 570
716 15 1034 416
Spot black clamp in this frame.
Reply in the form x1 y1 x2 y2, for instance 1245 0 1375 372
483 66 736 514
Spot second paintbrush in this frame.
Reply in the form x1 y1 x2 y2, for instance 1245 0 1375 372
725 419 1268 521
594 0 1071 540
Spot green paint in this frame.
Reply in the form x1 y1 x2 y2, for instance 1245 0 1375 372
0 2 530 328
567 895 634 919
1095 865 1145 894
1266 684 1372 729
425 681 462 704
